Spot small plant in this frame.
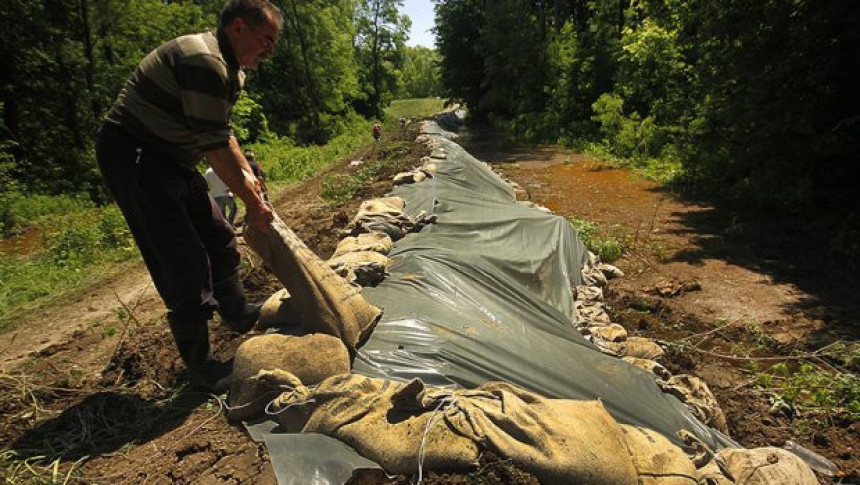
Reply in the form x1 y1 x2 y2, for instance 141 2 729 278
755 361 860 422
320 173 362 206
568 217 626 262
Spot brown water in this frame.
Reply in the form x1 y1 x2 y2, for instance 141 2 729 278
456 125 666 230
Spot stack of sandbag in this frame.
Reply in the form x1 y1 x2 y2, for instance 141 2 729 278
570 249 730 434
342 196 436 241
245 372 818 485
326 231 393 287
245 213 381 351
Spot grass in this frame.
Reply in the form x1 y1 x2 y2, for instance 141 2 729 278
320 141 413 206
0 206 141 331
385 98 446 122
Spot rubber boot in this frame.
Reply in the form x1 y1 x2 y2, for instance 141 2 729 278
167 315 231 392
213 273 262 334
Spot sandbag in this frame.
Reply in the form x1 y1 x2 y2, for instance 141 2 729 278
327 251 391 286
331 232 393 258
586 323 629 342
270 374 639 485
620 425 698 484
228 334 350 421
245 214 382 351
258 288 301 330
716 447 819 485
623 337 666 360
272 374 481 475
622 357 671 380
227 368 303 422
660 375 729 434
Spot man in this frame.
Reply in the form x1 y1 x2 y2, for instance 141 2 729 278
243 150 269 202
95 0 282 390
204 167 237 225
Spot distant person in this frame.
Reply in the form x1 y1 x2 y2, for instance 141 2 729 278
244 150 269 202
399 116 406 129
205 167 237 225
372 122 382 142
95 0 282 390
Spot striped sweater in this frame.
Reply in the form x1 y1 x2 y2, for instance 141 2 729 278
105 30 245 168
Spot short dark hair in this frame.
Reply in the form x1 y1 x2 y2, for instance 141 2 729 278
220 0 283 31
244 150 255 159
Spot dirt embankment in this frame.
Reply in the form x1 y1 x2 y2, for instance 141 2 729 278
1 124 857 482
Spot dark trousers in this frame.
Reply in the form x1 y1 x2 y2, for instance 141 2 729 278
96 123 240 322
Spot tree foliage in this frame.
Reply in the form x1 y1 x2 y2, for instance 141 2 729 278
433 0 859 213
398 46 442 98
1 0 417 200
354 0 411 118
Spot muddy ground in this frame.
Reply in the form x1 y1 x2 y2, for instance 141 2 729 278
1 122 857 483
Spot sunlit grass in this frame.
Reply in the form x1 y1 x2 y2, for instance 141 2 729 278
385 98 446 122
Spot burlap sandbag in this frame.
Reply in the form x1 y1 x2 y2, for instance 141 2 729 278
620 425 698 484
450 381 638 485
245 214 381 351
227 368 303 422
621 356 672 380
257 288 301 330
331 232 393 258
272 374 481 475
715 447 819 485
328 251 390 287
227 334 350 421
271 374 638 484
659 375 729 434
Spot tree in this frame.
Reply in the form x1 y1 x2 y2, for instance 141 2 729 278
354 0 411 118
398 46 442 98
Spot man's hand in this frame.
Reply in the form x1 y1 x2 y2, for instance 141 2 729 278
205 138 273 233
245 199 274 233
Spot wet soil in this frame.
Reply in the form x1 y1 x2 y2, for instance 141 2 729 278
1 123 857 483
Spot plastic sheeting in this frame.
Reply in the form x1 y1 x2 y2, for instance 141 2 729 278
257 122 733 483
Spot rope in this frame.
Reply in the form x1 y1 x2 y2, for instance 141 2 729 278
416 393 459 484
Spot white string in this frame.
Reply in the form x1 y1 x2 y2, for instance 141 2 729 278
416 394 458 485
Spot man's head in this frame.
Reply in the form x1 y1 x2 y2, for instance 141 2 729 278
220 0 283 69
244 150 255 160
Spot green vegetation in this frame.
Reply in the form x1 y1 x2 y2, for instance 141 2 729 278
434 0 856 257
756 359 860 423
0 206 138 330
385 98 446 122
568 217 625 263
321 141 412 205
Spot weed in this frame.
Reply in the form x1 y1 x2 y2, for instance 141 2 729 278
568 217 626 262
321 173 362 206
756 361 860 421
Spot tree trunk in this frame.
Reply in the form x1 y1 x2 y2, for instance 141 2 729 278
79 0 102 122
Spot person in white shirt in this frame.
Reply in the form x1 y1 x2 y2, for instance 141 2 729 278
205 167 237 226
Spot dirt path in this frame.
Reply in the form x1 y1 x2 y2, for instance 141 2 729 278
0 263 162 372
1 126 856 482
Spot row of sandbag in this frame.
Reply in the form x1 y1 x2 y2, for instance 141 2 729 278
478 144 731 438
227 333 817 485
238 124 818 484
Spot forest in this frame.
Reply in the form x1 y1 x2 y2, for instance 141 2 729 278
2 0 857 240
434 0 858 254
0 0 441 234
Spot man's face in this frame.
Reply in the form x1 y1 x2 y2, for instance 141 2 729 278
232 13 280 69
